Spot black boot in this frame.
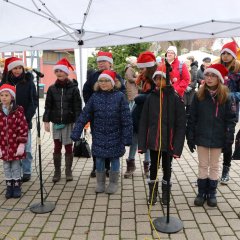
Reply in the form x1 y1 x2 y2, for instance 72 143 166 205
90 156 96 178
161 179 172 205
52 153 61 183
65 153 73 181
124 159 136 178
148 181 158 205
12 179 22 198
194 178 208 206
5 180 13 199
207 179 218 207
220 165 230 185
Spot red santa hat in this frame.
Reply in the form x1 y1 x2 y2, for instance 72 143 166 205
53 58 74 75
4 57 25 72
97 51 113 64
98 70 117 86
204 64 228 83
152 64 166 80
220 41 237 59
0 84 16 99
137 51 156 68
167 46 177 56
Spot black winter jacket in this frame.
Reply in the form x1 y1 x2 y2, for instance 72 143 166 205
83 70 126 104
138 87 186 157
186 91 236 148
43 79 82 124
0 71 37 129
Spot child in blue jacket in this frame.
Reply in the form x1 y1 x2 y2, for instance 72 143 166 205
71 70 132 194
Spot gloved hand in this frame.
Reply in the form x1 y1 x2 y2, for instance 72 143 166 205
15 143 25 156
44 122 50 132
173 154 180 159
0 148 2 158
187 140 196 153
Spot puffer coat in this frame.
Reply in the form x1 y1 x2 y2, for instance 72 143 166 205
71 90 133 158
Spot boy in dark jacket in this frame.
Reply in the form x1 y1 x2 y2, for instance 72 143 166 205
71 70 132 194
138 65 186 205
43 58 82 183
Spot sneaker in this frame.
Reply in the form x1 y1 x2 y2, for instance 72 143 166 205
22 174 31 182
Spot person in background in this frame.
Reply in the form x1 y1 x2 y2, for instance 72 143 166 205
158 46 190 97
43 58 82 183
218 41 240 184
138 64 186 205
71 70 132 194
0 84 28 198
197 57 211 88
184 56 198 117
83 51 126 178
1 57 37 183
124 51 156 179
125 56 138 111
186 64 236 207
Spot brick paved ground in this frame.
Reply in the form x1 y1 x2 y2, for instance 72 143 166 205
0 98 240 240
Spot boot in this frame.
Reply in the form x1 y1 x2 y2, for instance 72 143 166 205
220 165 230 185
52 153 62 183
12 179 21 198
143 161 150 178
65 153 73 181
95 172 106 193
5 180 13 199
207 179 218 207
90 157 96 178
194 178 208 206
124 159 136 178
105 171 119 194
161 179 172 205
148 180 158 205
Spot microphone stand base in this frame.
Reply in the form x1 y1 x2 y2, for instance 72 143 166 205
153 216 183 233
30 202 55 214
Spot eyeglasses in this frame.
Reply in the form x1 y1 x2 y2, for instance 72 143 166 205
204 73 218 78
221 51 231 56
98 79 111 83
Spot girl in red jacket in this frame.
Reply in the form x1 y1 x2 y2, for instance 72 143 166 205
0 84 28 199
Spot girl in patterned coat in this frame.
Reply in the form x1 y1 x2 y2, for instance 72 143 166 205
71 70 132 194
0 84 28 199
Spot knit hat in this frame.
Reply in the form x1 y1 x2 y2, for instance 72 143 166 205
53 58 74 75
202 57 211 63
0 84 16 99
137 51 156 68
204 64 228 83
220 41 237 59
167 46 177 56
152 64 166 80
97 51 113 64
126 56 137 65
4 57 25 72
98 70 117 86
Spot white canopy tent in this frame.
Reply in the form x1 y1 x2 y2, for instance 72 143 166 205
1 0 240 86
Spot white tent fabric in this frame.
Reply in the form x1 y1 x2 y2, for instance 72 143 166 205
1 0 240 52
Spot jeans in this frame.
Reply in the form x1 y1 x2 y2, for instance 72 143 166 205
22 130 33 175
96 157 120 172
3 160 21 180
128 133 150 162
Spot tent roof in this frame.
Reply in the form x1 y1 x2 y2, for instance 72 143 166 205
1 0 240 52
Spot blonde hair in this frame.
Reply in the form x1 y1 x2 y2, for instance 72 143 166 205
219 58 240 73
197 80 229 104
93 78 122 91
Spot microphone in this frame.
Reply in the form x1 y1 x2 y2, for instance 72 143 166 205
32 69 44 78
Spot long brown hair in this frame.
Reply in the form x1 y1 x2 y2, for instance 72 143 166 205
197 80 229 105
219 57 240 73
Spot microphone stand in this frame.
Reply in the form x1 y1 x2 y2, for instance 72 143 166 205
153 59 183 233
30 71 55 214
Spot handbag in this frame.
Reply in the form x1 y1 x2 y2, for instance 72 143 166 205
73 138 92 158
232 129 240 160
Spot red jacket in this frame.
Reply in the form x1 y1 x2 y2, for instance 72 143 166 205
159 58 190 97
0 104 28 161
